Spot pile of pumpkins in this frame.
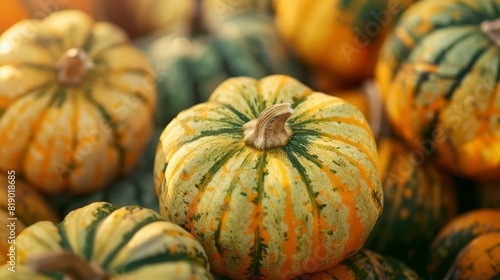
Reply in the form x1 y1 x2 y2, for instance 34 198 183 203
0 0 499 279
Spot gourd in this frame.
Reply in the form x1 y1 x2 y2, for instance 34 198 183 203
427 208 500 279
0 174 59 264
443 232 500 280
364 137 457 274
135 5 304 127
295 249 419 279
0 202 214 279
274 0 401 86
376 0 500 179
0 10 157 195
154 75 383 279
58 128 163 216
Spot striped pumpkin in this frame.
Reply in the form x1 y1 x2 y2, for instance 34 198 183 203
427 208 500 279
376 0 500 179
0 10 157 195
295 249 419 280
274 0 404 86
0 174 59 264
154 75 383 279
58 128 163 216
202 0 274 28
444 232 500 280
364 137 457 274
135 12 304 127
0 202 213 279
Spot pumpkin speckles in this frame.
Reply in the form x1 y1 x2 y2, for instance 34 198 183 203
154 75 382 279
0 10 156 195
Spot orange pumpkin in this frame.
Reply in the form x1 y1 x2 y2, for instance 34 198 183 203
428 208 500 279
274 0 403 85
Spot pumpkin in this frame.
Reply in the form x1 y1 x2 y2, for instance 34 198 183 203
94 0 195 38
444 232 500 280
427 208 500 279
56 128 163 216
273 0 404 86
135 8 304 127
363 136 457 274
0 202 213 279
294 249 419 280
0 174 59 264
0 10 157 195
154 75 383 279
376 0 500 180
201 0 274 29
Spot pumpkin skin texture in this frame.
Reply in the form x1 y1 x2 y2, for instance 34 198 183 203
0 10 157 195
364 137 457 274
445 232 500 280
294 249 419 280
274 0 403 85
376 0 500 180
427 208 500 279
58 128 163 216
0 174 59 264
154 75 383 279
0 202 214 279
136 12 304 127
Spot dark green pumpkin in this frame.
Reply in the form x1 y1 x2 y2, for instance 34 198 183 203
364 137 457 274
134 12 304 127
295 249 419 279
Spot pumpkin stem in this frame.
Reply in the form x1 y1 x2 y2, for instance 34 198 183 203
481 18 500 46
243 103 294 151
28 250 108 280
57 48 94 87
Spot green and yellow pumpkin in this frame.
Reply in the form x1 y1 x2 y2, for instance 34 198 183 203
376 0 500 180
0 202 213 279
0 174 59 264
364 137 457 274
57 128 163 216
295 249 419 279
154 75 383 279
273 0 406 86
427 208 500 279
135 8 304 127
0 10 157 195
